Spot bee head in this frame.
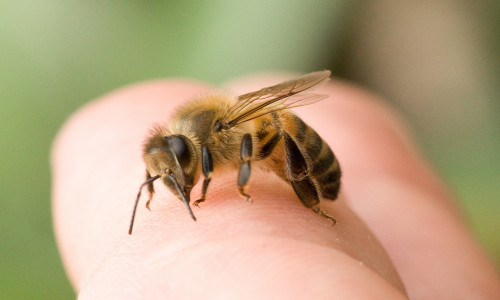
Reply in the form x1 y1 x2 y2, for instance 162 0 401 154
143 134 198 204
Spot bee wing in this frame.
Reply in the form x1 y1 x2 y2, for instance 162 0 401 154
223 70 331 127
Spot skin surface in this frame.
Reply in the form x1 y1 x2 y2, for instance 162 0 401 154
52 75 500 299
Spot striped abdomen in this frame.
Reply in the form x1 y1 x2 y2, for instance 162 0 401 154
254 111 341 204
282 113 341 201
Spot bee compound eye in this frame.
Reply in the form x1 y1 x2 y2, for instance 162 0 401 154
164 135 192 168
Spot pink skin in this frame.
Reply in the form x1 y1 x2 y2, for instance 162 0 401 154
52 76 500 299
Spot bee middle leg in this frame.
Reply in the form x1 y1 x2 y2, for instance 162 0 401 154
194 145 213 207
258 130 283 159
237 130 285 201
238 133 253 202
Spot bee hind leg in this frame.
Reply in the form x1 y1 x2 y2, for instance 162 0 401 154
194 146 213 207
290 173 337 226
238 134 253 202
285 133 336 225
312 205 337 225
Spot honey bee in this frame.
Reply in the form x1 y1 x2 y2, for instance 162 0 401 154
128 71 341 234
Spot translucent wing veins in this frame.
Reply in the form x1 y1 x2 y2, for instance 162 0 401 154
223 70 331 128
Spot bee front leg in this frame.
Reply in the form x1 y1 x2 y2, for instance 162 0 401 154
238 134 253 202
194 146 213 207
129 171 161 235
144 171 156 210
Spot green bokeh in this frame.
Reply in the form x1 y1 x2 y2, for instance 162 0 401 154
1 1 498 298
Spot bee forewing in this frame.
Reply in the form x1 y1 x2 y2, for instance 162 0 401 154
224 71 331 127
237 70 331 103
235 93 329 125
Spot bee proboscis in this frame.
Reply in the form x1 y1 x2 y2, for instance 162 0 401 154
129 71 341 234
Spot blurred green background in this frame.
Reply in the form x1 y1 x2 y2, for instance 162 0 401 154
1 1 498 298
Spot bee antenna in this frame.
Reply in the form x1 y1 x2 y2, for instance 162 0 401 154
166 172 197 222
129 174 161 235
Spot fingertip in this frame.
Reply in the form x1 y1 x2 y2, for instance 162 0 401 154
52 74 500 299
52 74 409 296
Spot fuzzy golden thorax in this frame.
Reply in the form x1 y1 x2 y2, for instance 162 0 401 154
167 94 255 169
